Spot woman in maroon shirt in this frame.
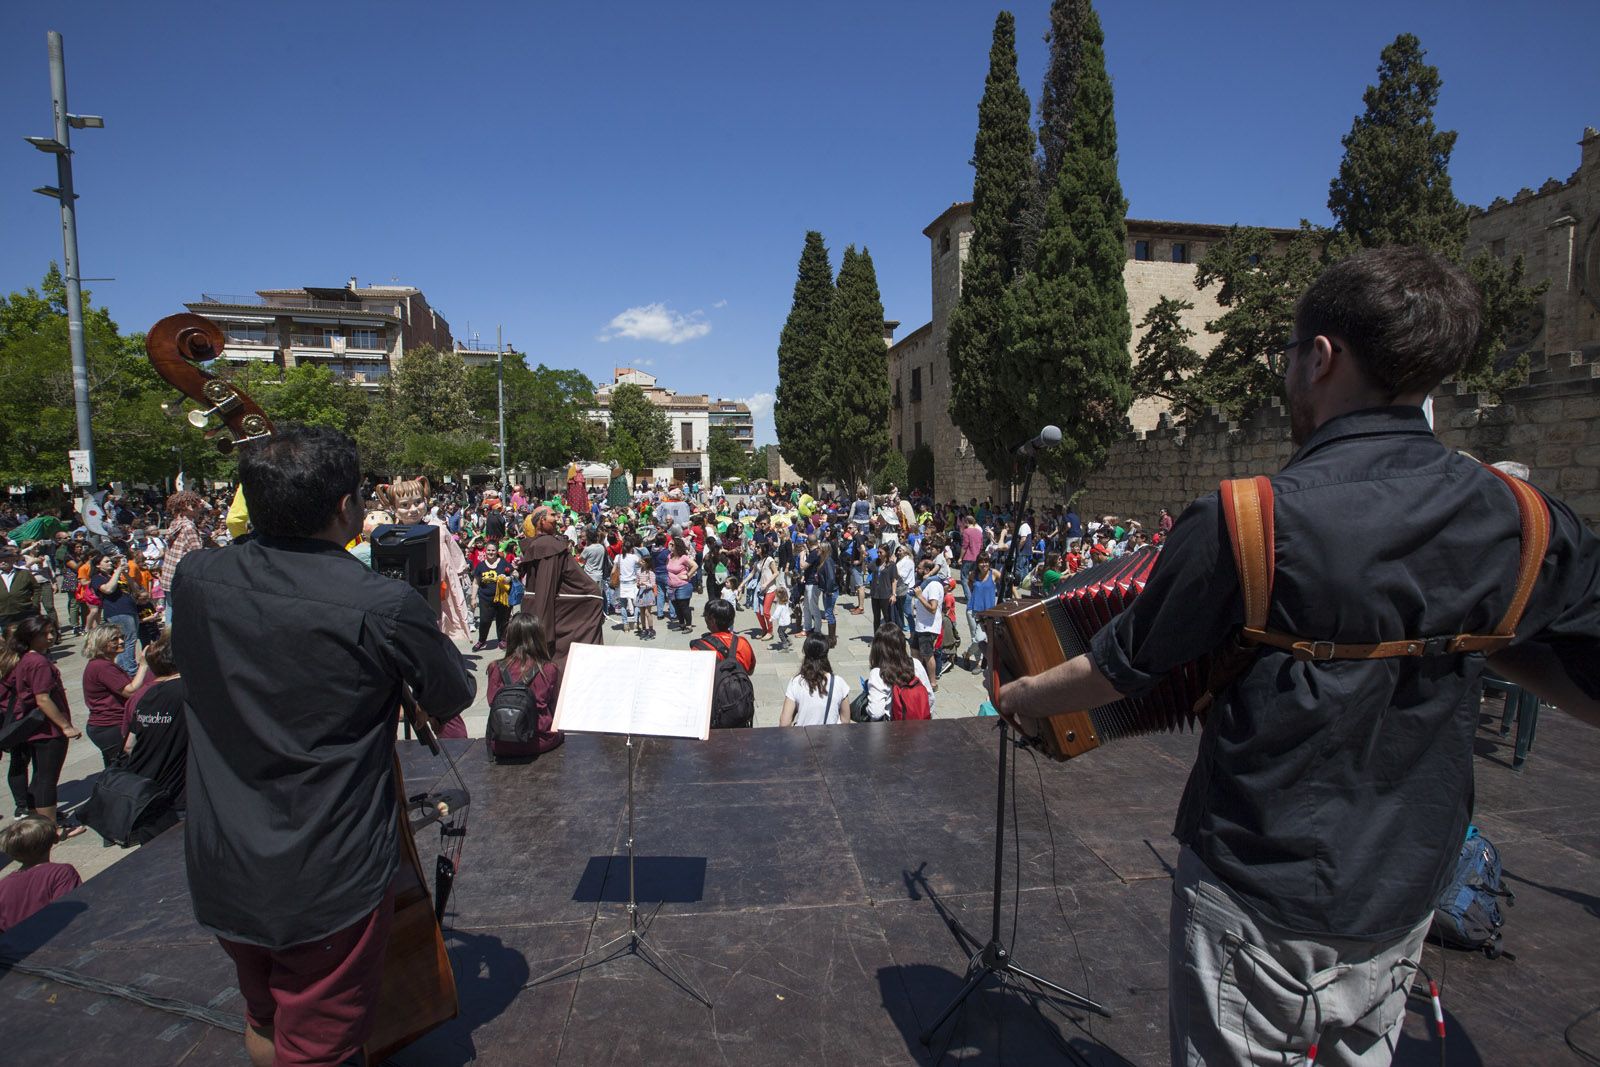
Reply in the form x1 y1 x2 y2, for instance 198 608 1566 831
1 616 84 837
485 612 563 756
80 624 150 767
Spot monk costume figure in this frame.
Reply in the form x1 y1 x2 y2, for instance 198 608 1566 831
375 476 473 643
517 504 603 669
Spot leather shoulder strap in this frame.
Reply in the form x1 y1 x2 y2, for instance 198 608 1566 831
1219 477 1276 633
1478 464 1552 639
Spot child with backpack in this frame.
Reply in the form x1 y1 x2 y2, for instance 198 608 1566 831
484 613 564 760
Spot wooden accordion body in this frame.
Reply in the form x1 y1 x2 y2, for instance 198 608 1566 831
982 547 1207 760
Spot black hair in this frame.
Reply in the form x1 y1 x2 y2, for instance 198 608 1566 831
238 424 362 538
704 598 734 632
1295 245 1482 397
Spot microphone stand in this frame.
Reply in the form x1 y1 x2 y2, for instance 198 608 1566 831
919 447 1108 1046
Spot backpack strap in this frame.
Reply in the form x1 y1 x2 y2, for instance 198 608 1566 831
1221 466 1551 662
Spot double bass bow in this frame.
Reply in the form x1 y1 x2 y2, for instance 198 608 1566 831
145 312 471 1061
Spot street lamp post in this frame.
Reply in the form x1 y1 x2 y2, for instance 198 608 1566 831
27 30 103 491
497 325 509 497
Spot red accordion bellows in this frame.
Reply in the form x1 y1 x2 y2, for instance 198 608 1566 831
982 548 1207 761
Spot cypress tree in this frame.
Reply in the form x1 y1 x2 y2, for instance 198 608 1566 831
823 246 891 491
1131 296 1206 424
1328 33 1544 392
773 231 835 480
1007 0 1131 491
947 11 1038 485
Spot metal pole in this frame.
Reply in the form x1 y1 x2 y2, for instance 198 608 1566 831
497 324 509 497
48 31 96 491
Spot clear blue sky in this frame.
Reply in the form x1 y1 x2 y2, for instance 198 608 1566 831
3 1 1596 445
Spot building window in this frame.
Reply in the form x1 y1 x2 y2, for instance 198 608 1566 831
226 323 268 344
1491 238 1506 258
1171 242 1189 264
350 328 379 349
1134 240 1151 261
910 367 922 403
914 422 922 449
681 422 693 451
897 435 902 451
940 229 951 255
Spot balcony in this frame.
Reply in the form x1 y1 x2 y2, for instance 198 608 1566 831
200 292 401 318
290 334 388 358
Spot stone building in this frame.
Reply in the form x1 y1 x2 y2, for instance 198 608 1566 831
589 367 753 485
1463 127 1600 362
886 201 1293 502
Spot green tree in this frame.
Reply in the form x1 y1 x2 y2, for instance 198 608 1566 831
948 10 1039 485
773 231 834 479
392 345 472 434
399 431 494 481
822 246 892 490
467 360 600 472
747 444 774 483
707 426 747 483
907 443 935 491
1192 224 1327 420
266 363 369 430
1327 32 1545 394
1131 297 1207 423
873 448 908 494
607 382 671 468
1007 1 1132 491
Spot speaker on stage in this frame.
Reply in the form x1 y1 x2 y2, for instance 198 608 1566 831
371 523 441 613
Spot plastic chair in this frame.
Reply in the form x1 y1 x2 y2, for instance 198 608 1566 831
1482 672 1539 769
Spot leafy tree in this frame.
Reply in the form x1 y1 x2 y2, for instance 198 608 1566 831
707 426 747 483
354 390 408 478
1006 1 1132 491
874 448 908 494
747 444 774 483
1192 224 1327 420
1131 297 1206 423
773 231 834 479
948 10 1039 486
822 246 892 491
607 382 671 468
392 345 472 434
266 363 369 430
467 360 600 472
907 443 935 491
1327 32 1544 394
606 426 644 475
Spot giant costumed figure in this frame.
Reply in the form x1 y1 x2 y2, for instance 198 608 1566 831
376 476 473 642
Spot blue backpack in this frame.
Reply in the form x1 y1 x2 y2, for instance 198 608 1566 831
1431 826 1514 958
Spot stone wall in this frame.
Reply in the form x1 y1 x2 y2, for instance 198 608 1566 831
1076 348 1600 530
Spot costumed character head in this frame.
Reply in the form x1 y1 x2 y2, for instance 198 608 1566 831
374 476 430 525
523 504 559 539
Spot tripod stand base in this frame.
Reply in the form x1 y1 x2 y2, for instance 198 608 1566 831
525 916 713 1008
919 936 1110 1045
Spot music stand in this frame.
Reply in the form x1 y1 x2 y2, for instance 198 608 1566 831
524 644 714 1007
919 450 1108 1045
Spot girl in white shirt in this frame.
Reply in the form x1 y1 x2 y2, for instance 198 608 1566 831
779 637 850 726
863 624 935 721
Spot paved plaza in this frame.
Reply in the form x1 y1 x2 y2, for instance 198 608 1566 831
17 581 992 884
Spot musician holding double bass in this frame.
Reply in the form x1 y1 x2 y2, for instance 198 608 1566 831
172 425 474 1067
1001 247 1600 1066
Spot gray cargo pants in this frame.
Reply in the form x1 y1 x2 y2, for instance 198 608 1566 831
1169 846 1432 1066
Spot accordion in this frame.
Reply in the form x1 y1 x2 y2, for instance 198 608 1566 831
982 547 1208 760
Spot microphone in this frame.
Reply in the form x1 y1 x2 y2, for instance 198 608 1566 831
1014 425 1062 457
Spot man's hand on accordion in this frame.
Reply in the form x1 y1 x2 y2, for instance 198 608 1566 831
997 653 1126 739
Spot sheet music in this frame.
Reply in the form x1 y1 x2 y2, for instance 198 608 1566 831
552 642 715 740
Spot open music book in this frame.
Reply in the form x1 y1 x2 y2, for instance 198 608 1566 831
551 642 716 741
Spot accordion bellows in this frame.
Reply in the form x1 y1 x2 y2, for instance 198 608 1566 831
982 547 1207 760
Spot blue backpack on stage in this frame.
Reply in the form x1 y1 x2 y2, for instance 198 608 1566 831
1431 825 1514 959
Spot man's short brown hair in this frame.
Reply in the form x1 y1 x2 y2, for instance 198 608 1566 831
1295 245 1482 398
0 815 57 865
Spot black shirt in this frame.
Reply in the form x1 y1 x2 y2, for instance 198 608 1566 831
172 536 475 949
1091 407 1600 939
124 677 189 811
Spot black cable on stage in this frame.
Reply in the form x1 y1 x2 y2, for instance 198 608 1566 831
0 953 245 1034
1567 1004 1600 1065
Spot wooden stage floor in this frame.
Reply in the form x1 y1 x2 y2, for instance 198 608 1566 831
2 709 1597 1065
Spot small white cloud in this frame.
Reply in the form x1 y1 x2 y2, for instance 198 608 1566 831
598 303 710 344
740 391 775 417
713 298 728 309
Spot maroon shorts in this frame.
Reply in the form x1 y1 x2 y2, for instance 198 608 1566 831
219 886 396 1067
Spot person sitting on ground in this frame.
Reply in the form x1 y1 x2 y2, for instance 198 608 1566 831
0 815 81 933
863 625 935 722
691 599 757 673
779 636 850 726
485 613 564 755
81 623 150 768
